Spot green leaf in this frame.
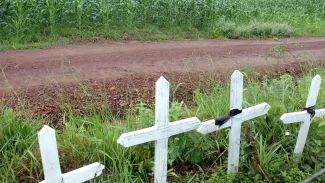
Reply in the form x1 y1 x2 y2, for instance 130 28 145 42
190 149 201 163
188 132 200 145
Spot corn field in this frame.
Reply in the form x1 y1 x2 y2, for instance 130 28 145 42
0 0 324 44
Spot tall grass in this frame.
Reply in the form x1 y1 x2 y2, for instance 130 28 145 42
0 0 325 47
1 68 325 182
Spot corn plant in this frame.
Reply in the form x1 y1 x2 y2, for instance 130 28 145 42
46 0 57 35
0 0 325 45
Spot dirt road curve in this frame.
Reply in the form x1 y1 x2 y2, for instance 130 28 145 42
1 37 325 92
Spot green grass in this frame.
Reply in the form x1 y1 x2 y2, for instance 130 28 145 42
1 67 325 182
1 0 325 49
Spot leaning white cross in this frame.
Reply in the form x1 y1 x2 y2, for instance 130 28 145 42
117 77 201 183
196 70 271 174
38 125 105 183
280 75 325 159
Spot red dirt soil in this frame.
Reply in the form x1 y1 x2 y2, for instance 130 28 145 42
0 37 325 120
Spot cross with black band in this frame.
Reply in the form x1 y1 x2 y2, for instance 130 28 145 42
197 70 271 174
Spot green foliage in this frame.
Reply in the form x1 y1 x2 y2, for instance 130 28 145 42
0 0 325 48
212 20 293 39
0 108 41 182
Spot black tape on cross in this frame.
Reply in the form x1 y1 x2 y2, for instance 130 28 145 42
215 109 242 126
229 109 242 117
303 105 316 120
215 115 231 126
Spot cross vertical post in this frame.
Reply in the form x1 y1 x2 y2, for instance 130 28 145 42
38 125 105 183
38 125 62 183
280 75 325 159
196 70 271 174
117 77 201 183
154 77 169 183
228 70 244 173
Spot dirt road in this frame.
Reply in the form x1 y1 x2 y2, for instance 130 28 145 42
1 37 325 90
1 37 325 118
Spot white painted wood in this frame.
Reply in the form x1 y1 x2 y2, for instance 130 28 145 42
155 77 169 127
118 117 200 147
196 70 271 174
154 77 169 183
315 109 325 117
280 112 309 124
305 75 321 107
197 103 270 134
38 125 105 183
228 70 244 174
230 70 243 110
155 138 168 183
62 163 105 183
240 103 271 121
117 77 201 183
228 102 271 173
38 125 62 183
196 119 228 135
281 109 325 124
280 75 324 156
228 117 241 174
294 117 312 154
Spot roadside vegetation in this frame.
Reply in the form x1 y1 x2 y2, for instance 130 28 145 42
0 0 325 49
1 65 325 182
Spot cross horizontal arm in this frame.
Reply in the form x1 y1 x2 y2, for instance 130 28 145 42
117 126 157 147
168 117 200 137
281 108 325 124
196 103 270 135
239 103 271 121
40 163 104 183
196 119 218 135
315 109 325 117
280 111 308 124
62 163 105 183
196 119 231 135
118 117 200 147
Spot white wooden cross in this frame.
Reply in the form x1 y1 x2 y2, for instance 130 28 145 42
38 125 105 183
117 77 201 183
196 70 271 174
280 75 325 158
